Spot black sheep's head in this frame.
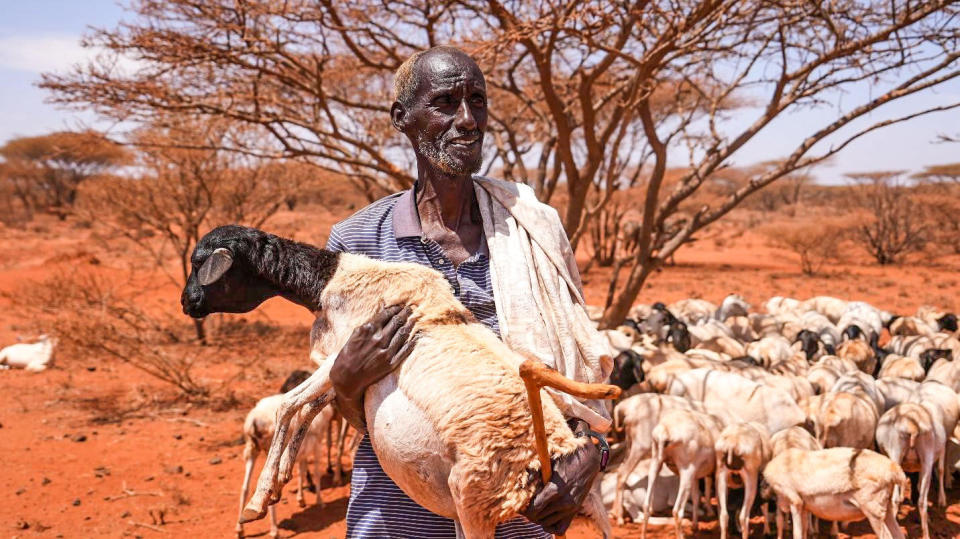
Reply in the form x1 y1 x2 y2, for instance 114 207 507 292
610 350 644 391
795 330 821 362
938 313 958 333
920 348 952 372
843 324 863 342
181 225 282 318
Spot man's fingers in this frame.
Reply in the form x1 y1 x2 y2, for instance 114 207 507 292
388 334 419 369
369 304 406 326
388 316 417 350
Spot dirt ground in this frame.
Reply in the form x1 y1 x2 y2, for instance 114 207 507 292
3 204 960 538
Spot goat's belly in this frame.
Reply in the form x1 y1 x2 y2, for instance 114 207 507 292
365 374 457 519
803 493 864 522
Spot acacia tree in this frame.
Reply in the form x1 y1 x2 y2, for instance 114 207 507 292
0 130 128 219
913 162 960 253
41 0 960 327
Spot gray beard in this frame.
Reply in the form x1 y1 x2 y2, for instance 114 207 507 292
418 138 482 175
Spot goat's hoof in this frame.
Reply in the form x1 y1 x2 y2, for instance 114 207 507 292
239 506 267 524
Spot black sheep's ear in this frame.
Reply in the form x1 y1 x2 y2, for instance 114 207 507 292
198 248 234 286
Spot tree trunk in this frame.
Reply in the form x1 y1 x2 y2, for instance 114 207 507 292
599 261 656 329
193 317 207 344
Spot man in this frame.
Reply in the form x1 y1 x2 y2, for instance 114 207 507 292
326 46 610 538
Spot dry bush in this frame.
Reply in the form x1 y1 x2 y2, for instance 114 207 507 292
849 172 927 265
10 271 211 398
762 221 849 275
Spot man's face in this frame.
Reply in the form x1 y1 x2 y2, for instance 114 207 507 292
404 51 487 175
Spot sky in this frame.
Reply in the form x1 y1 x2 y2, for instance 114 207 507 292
1 1 958 184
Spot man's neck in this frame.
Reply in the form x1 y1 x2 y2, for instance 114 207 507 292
415 165 477 232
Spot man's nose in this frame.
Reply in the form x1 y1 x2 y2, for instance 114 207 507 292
455 98 477 131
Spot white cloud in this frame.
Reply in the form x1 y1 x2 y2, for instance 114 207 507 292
0 34 94 74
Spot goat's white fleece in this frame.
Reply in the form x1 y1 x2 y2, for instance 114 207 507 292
474 176 614 431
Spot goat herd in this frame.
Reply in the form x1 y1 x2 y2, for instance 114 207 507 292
5 293 960 538
599 294 960 539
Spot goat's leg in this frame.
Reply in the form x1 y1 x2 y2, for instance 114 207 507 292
703 475 715 517
614 441 644 525
691 470 701 535
641 447 664 539
335 418 349 485
326 416 335 475
789 504 805 539
237 443 257 538
296 457 307 508
673 466 694 539
717 466 729 539
775 498 785 539
241 363 335 523
268 503 279 538
740 469 758 539
918 453 933 539
279 398 326 487
936 446 946 508
313 438 324 508
885 489 906 539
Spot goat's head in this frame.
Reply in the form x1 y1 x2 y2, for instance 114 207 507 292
794 330 821 362
280 369 312 393
920 348 952 372
842 324 863 342
181 225 285 318
610 349 645 391
667 321 691 353
938 313 958 333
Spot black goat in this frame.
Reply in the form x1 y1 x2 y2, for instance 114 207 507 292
938 313 959 333
667 321 691 353
920 348 953 373
794 330 822 362
609 349 645 391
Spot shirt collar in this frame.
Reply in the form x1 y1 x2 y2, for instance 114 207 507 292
392 187 422 238
391 182 490 258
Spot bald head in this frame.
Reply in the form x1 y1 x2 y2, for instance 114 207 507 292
394 46 484 108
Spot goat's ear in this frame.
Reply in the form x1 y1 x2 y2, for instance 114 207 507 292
197 248 234 286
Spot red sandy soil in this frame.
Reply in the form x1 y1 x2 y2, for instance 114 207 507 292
2 205 960 538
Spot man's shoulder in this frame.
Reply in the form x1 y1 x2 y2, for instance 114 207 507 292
331 191 404 234
474 176 562 224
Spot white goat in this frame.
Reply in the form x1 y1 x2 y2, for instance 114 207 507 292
642 408 724 539
0 335 57 372
611 393 703 525
238 394 333 538
875 402 945 539
763 448 906 539
665 369 805 434
715 422 772 539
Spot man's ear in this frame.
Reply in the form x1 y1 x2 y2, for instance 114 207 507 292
391 101 409 133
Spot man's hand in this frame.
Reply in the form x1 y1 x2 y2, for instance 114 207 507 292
522 419 601 535
330 305 418 431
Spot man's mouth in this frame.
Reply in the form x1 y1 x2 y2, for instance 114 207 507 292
448 135 481 148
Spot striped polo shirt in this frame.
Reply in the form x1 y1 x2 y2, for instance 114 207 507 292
326 186 550 538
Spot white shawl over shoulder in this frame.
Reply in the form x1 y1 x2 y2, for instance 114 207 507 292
474 176 614 432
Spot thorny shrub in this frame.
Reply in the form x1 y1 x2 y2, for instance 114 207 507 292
6 270 310 403
762 220 851 275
